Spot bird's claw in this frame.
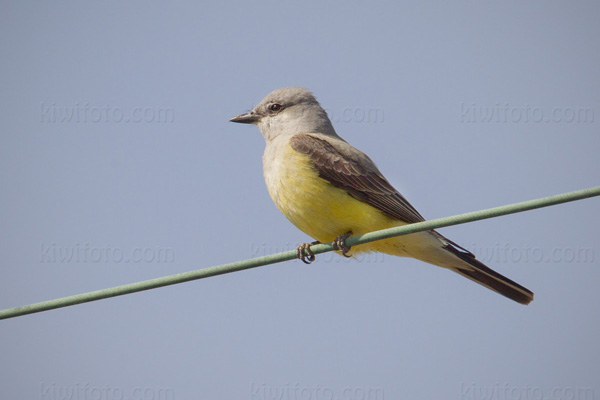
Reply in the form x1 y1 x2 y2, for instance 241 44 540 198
332 231 353 257
297 241 318 264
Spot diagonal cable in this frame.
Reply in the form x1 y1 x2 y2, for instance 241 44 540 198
1 185 599 320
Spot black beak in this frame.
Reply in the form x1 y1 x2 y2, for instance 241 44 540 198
230 111 261 124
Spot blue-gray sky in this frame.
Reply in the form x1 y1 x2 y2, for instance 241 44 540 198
1 1 599 399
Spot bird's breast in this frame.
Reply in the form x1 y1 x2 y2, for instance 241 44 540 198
262 136 399 245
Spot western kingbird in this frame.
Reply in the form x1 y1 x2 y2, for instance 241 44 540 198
230 87 533 305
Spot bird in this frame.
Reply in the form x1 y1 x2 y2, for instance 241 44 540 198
230 87 533 305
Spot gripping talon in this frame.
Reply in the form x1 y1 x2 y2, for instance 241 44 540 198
297 241 319 264
332 231 353 257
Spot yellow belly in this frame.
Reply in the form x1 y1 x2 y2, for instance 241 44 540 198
263 139 412 256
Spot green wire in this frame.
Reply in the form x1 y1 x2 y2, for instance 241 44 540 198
1 185 599 320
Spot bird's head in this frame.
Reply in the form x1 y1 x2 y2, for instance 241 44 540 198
230 87 338 141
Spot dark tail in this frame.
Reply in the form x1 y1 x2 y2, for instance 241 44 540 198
443 241 534 305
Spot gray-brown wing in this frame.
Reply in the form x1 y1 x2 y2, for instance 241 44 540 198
289 134 425 224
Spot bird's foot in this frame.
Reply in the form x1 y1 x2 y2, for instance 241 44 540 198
296 241 319 264
332 231 353 257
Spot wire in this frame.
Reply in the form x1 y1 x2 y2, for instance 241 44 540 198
1 185 599 320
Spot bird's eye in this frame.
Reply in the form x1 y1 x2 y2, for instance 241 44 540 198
269 103 283 112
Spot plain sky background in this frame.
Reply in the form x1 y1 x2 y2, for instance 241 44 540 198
1 1 599 399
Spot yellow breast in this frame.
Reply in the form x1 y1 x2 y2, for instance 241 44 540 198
262 136 408 255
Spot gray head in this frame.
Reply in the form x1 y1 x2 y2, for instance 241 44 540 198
230 87 338 141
